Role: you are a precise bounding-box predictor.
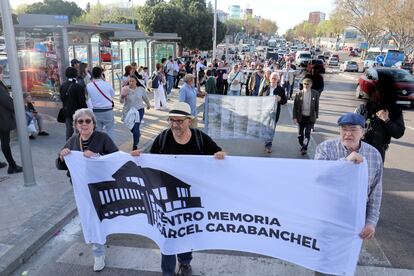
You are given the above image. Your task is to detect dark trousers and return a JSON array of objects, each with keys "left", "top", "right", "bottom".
[
  {"left": 223, "top": 81, "right": 229, "bottom": 95},
  {"left": 298, "top": 115, "right": 313, "bottom": 150},
  {"left": 65, "top": 117, "right": 74, "bottom": 141},
  {"left": 131, "top": 108, "right": 145, "bottom": 148},
  {"left": 161, "top": 252, "right": 192, "bottom": 276},
  {"left": 0, "top": 130, "right": 16, "bottom": 167}
]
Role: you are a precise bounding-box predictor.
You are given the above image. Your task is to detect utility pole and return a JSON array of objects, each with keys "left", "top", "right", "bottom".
[
  {"left": 212, "top": 0, "right": 217, "bottom": 61},
  {"left": 0, "top": 0, "right": 36, "bottom": 186}
]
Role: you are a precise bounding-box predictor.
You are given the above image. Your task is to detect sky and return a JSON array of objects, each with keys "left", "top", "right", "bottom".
[{"left": 11, "top": 0, "right": 335, "bottom": 34}]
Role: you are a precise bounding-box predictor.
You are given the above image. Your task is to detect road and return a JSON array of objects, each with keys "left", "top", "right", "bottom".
[{"left": 10, "top": 64, "right": 414, "bottom": 275}]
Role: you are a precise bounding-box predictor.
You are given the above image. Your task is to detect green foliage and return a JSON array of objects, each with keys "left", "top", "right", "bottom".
[
  {"left": 74, "top": 4, "right": 139, "bottom": 29},
  {"left": 22, "top": 0, "right": 84, "bottom": 22},
  {"left": 225, "top": 18, "right": 278, "bottom": 36},
  {"left": 138, "top": 0, "right": 225, "bottom": 50}
]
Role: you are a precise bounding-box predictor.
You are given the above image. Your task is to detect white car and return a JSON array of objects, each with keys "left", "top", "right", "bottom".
[
  {"left": 328, "top": 57, "right": 339, "bottom": 66},
  {"left": 340, "top": 60, "right": 359, "bottom": 72}
]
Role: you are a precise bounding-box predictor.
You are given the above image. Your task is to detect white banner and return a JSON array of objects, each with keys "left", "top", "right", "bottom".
[
  {"left": 65, "top": 151, "right": 368, "bottom": 275},
  {"left": 204, "top": 95, "right": 278, "bottom": 140}
]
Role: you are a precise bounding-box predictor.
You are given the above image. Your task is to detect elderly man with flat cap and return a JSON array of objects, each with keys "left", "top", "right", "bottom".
[
  {"left": 314, "top": 112, "right": 383, "bottom": 243},
  {"left": 314, "top": 113, "right": 384, "bottom": 276},
  {"left": 133, "top": 102, "right": 225, "bottom": 276}
]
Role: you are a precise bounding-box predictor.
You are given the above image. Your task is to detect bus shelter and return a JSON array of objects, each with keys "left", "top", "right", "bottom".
[{"left": 13, "top": 14, "right": 181, "bottom": 98}]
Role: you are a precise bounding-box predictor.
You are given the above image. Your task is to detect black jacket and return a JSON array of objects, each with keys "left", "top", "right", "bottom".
[
  {"left": 292, "top": 89, "right": 320, "bottom": 124},
  {"left": 60, "top": 80, "right": 87, "bottom": 119},
  {"left": 56, "top": 131, "right": 118, "bottom": 171},
  {"left": 261, "top": 85, "right": 287, "bottom": 123},
  {"left": 356, "top": 102, "right": 405, "bottom": 159},
  {"left": 0, "top": 85, "right": 16, "bottom": 132}
]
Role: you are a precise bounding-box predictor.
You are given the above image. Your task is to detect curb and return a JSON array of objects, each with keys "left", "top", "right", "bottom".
[
  {"left": 0, "top": 146, "right": 156, "bottom": 276},
  {"left": 0, "top": 190, "right": 77, "bottom": 276}
]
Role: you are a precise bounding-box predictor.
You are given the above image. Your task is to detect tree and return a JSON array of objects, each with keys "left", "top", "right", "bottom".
[
  {"left": 257, "top": 19, "right": 278, "bottom": 36},
  {"left": 378, "top": 0, "right": 414, "bottom": 55},
  {"left": 333, "top": 0, "right": 384, "bottom": 47},
  {"left": 74, "top": 4, "right": 140, "bottom": 29},
  {"left": 138, "top": 0, "right": 225, "bottom": 50},
  {"left": 22, "top": 0, "right": 84, "bottom": 22},
  {"left": 225, "top": 19, "right": 243, "bottom": 35}
]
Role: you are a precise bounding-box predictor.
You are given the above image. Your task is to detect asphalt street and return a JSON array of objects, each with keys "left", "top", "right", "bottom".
[{"left": 8, "top": 62, "right": 414, "bottom": 275}]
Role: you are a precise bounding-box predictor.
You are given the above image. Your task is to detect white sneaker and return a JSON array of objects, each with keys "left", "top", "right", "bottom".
[{"left": 93, "top": 255, "right": 105, "bottom": 272}]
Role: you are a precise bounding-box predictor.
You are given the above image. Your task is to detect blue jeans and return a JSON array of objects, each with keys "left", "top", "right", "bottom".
[
  {"left": 131, "top": 108, "right": 144, "bottom": 147},
  {"left": 94, "top": 109, "right": 115, "bottom": 141},
  {"left": 167, "top": 75, "right": 174, "bottom": 95},
  {"left": 92, "top": 243, "right": 105, "bottom": 257},
  {"left": 228, "top": 89, "right": 240, "bottom": 96},
  {"left": 161, "top": 252, "right": 192, "bottom": 276}
]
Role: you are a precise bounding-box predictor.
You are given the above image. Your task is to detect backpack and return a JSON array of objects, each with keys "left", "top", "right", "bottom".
[
  {"left": 158, "top": 128, "right": 204, "bottom": 154},
  {"left": 151, "top": 73, "right": 160, "bottom": 89}
]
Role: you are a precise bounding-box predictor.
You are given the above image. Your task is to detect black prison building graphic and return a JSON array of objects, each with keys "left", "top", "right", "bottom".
[{"left": 88, "top": 161, "right": 202, "bottom": 225}]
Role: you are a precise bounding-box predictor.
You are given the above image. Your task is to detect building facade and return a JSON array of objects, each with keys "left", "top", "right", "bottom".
[{"left": 308, "top": 11, "right": 326, "bottom": 24}]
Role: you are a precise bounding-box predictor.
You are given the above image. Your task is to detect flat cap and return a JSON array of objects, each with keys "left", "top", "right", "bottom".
[{"left": 337, "top": 112, "right": 365, "bottom": 128}]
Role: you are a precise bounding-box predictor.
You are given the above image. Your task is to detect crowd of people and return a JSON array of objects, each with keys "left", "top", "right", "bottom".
[{"left": 0, "top": 48, "right": 406, "bottom": 276}]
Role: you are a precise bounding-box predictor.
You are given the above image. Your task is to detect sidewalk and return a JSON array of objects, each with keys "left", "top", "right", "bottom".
[{"left": 0, "top": 91, "right": 411, "bottom": 275}]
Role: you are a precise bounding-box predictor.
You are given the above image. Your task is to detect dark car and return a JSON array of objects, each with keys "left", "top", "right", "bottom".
[
  {"left": 356, "top": 68, "right": 414, "bottom": 106},
  {"left": 306, "top": 59, "right": 326, "bottom": 73},
  {"left": 349, "top": 50, "right": 359, "bottom": 57},
  {"left": 399, "top": 62, "right": 413, "bottom": 74}
]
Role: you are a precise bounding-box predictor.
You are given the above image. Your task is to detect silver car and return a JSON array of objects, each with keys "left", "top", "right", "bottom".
[
  {"left": 340, "top": 60, "right": 359, "bottom": 72},
  {"left": 328, "top": 57, "right": 339, "bottom": 66}
]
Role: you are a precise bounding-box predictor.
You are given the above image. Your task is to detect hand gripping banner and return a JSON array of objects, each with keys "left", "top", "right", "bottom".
[{"left": 65, "top": 151, "right": 368, "bottom": 275}]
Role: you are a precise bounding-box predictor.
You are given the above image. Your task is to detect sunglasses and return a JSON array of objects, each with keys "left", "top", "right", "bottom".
[
  {"left": 168, "top": 118, "right": 188, "bottom": 125},
  {"left": 77, "top": 118, "right": 92, "bottom": 125}
]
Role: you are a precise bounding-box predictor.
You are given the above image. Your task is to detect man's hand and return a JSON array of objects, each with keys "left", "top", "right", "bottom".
[
  {"left": 359, "top": 223, "right": 375, "bottom": 240},
  {"left": 376, "top": 109, "right": 389, "bottom": 122},
  {"left": 214, "top": 151, "right": 226, "bottom": 160},
  {"left": 59, "top": 148, "right": 71, "bottom": 161},
  {"left": 276, "top": 95, "right": 281, "bottom": 102},
  {"left": 232, "top": 80, "right": 239, "bottom": 85},
  {"left": 346, "top": 152, "right": 364, "bottom": 164},
  {"left": 131, "top": 150, "right": 141, "bottom": 156},
  {"left": 293, "top": 118, "right": 298, "bottom": 124}
]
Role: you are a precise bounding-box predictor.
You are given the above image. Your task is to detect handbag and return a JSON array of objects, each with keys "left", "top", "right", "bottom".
[{"left": 57, "top": 108, "right": 65, "bottom": 123}]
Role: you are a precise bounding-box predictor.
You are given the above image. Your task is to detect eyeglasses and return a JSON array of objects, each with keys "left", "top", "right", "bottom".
[
  {"left": 77, "top": 118, "right": 92, "bottom": 125},
  {"left": 340, "top": 126, "right": 362, "bottom": 132},
  {"left": 168, "top": 118, "right": 188, "bottom": 125}
]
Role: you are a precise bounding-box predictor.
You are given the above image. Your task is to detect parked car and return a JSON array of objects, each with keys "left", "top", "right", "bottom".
[
  {"left": 340, "top": 60, "right": 359, "bottom": 72},
  {"left": 393, "top": 61, "right": 413, "bottom": 74},
  {"left": 327, "top": 57, "right": 339, "bottom": 66},
  {"left": 317, "top": 55, "right": 325, "bottom": 63},
  {"left": 356, "top": 68, "right": 414, "bottom": 106},
  {"left": 323, "top": 51, "right": 331, "bottom": 59},
  {"left": 330, "top": 54, "right": 340, "bottom": 62},
  {"left": 349, "top": 50, "right": 358, "bottom": 57},
  {"left": 307, "top": 59, "right": 326, "bottom": 73}
]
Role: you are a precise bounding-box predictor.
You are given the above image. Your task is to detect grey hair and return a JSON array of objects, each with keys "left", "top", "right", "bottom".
[
  {"left": 183, "top": 74, "right": 195, "bottom": 83},
  {"left": 72, "top": 108, "right": 96, "bottom": 129}
]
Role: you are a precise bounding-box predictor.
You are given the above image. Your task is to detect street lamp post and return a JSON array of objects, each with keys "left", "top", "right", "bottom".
[
  {"left": 212, "top": 0, "right": 217, "bottom": 61},
  {"left": 0, "top": 0, "right": 36, "bottom": 186}
]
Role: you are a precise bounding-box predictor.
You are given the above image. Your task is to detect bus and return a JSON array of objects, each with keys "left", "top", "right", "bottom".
[{"left": 363, "top": 47, "right": 386, "bottom": 71}]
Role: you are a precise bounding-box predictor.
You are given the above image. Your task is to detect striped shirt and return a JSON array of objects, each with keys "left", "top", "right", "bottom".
[{"left": 314, "top": 138, "right": 383, "bottom": 226}]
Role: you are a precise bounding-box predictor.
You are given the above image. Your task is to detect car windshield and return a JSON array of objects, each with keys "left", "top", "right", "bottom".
[
  {"left": 379, "top": 70, "right": 414, "bottom": 82},
  {"left": 300, "top": 54, "right": 311, "bottom": 59},
  {"left": 314, "top": 60, "right": 323, "bottom": 64},
  {"left": 348, "top": 61, "right": 357, "bottom": 65}
]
